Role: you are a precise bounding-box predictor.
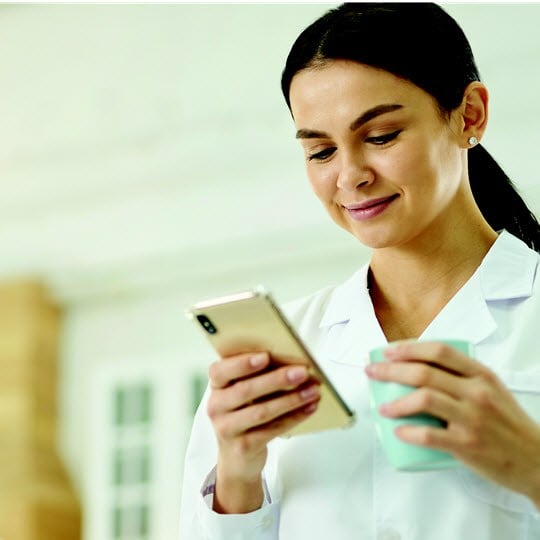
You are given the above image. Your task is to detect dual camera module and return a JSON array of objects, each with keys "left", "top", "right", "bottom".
[{"left": 196, "top": 314, "right": 218, "bottom": 335}]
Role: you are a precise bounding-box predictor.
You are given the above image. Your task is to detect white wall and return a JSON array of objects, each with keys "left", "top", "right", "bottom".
[
  {"left": 0, "top": 4, "right": 538, "bottom": 539},
  {"left": 0, "top": 4, "right": 537, "bottom": 283}
]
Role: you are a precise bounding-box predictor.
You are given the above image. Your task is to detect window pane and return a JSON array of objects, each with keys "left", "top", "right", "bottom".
[
  {"left": 140, "top": 504, "right": 149, "bottom": 535},
  {"left": 113, "top": 506, "right": 122, "bottom": 539},
  {"left": 113, "top": 449, "right": 123, "bottom": 485},
  {"left": 114, "top": 388, "right": 126, "bottom": 426},
  {"left": 112, "top": 446, "right": 151, "bottom": 486},
  {"left": 191, "top": 372, "right": 207, "bottom": 416},
  {"left": 140, "top": 384, "right": 152, "bottom": 424},
  {"left": 113, "top": 383, "right": 153, "bottom": 426},
  {"left": 111, "top": 504, "right": 151, "bottom": 536}
]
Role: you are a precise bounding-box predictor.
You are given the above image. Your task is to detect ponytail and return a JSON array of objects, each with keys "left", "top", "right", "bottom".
[{"left": 469, "top": 144, "right": 540, "bottom": 252}]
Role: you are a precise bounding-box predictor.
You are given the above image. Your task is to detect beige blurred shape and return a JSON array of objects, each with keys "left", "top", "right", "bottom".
[{"left": 0, "top": 281, "right": 81, "bottom": 540}]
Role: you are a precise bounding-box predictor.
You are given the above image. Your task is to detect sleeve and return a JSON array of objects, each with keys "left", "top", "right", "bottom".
[{"left": 178, "top": 386, "right": 280, "bottom": 540}]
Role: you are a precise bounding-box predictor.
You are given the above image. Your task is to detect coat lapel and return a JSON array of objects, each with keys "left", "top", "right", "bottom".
[
  {"left": 319, "top": 264, "right": 387, "bottom": 367},
  {"left": 420, "top": 269, "right": 497, "bottom": 345},
  {"left": 422, "top": 231, "right": 539, "bottom": 346}
]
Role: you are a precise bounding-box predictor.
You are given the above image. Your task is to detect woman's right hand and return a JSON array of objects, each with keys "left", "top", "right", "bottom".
[{"left": 207, "top": 351, "right": 321, "bottom": 513}]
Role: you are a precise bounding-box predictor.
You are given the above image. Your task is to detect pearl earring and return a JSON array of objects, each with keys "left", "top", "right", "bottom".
[{"left": 468, "top": 136, "right": 478, "bottom": 147}]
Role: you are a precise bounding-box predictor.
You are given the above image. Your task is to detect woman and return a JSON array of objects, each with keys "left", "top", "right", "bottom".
[{"left": 180, "top": 4, "right": 540, "bottom": 539}]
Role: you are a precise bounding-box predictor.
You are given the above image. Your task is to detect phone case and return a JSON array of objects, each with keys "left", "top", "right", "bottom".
[{"left": 186, "top": 287, "right": 355, "bottom": 436}]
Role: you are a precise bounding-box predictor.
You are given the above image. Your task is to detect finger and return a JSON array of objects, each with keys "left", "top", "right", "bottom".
[
  {"left": 243, "top": 402, "right": 319, "bottom": 448},
  {"left": 379, "top": 387, "right": 466, "bottom": 424},
  {"left": 215, "top": 385, "right": 321, "bottom": 437},
  {"left": 213, "top": 364, "right": 313, "bottom": 413},
  {"left": 394, "top": 421, "right": 481, "bottom": 456},
  {"left": 365, "top": 361, "right": 465, "bottom": 400},
  {"left": 208, "top": 352, "right": 270, "bottom": 389},
  {"left": 393, "top": 424, "right": 453, "bottom": 452},
  {"left": 383, "top": 341, "right": 484, "bottom": 377}
]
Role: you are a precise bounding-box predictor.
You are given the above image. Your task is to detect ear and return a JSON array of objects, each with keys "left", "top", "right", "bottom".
[{"left": 458, "top": 82, "right": 489, "bottom": 148}]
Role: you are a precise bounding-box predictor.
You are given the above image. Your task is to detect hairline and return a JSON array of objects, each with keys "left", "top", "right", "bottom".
[{"left": 288, "top": 57, "right": 456, "bottom": 122}]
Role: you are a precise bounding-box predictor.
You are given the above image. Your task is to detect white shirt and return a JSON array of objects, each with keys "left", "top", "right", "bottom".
[{"left": 179, "top": 231, "right": 540, "bottom": 540}]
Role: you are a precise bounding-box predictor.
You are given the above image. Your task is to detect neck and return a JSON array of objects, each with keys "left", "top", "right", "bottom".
[{"left": 368, "top": 203, "right": 498, "bottom": 340}]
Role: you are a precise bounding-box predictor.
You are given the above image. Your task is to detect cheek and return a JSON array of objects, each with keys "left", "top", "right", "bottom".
[
  {"left": 399, "top": 138, "right": 429, "bottom": 172},
  {"left": 418, "top": 135, "right": 463, "bottom": 195},
  {"left": 384, "top": 137, "right": 443, "bottom": 191}
]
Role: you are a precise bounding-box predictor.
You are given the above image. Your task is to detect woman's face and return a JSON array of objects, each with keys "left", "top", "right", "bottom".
[{"left": 289, "top": 60, "right": 467, "bottom": 250}]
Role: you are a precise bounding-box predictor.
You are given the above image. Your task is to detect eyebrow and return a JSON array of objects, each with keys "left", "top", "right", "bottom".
[{"left": 295, "top": 103, "right": 404, "bottom": 139}]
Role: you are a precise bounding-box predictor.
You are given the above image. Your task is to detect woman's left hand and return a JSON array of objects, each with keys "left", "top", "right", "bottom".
[{"left": 365, "top": 341, "right": 540, "bottom": 508}]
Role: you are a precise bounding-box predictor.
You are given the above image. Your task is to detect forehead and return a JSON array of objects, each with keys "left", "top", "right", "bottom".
[{"left": 289, "top": 59, "right": 436, "bottom": 125}]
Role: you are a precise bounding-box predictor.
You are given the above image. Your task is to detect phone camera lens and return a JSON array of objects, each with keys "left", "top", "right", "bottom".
[{"left": 196, "top": 315, "right": 217, "bottom": 334}]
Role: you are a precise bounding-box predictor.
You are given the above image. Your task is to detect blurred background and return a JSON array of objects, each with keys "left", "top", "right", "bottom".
[{"left": 0, "top": 3, "right": 538, "bottom": 540}]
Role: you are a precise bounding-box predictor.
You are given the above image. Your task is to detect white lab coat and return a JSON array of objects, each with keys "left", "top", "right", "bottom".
[{"left": 179, "top": 231, "right": 540, "bottom": 540}]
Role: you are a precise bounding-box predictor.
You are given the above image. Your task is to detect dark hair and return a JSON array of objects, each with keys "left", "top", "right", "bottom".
[{"left": 281, "top": 3, "right": 540, "bottom": 252}]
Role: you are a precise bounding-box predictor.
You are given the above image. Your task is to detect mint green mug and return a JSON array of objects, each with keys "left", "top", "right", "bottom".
[{"left": 368, "top": 339, "right": 474, "bottom": 471}]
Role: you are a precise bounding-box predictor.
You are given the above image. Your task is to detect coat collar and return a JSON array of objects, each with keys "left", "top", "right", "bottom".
[
  {"left": 479, "top": 230, "right": 538, "bottom": 300},
  {"left": 319, "top": 264, "right": 370, "bottom": 328},
  {"left": 319, "top": 231, "right": 539, "bottom": 357}
]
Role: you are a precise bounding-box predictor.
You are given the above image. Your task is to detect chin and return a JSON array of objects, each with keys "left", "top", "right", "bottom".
[
  {"left": 331, "top": 213, "right": 410, "bottom": 250},
  {"left": 346, "top": 226, "right": 405, "bottom": 250}
]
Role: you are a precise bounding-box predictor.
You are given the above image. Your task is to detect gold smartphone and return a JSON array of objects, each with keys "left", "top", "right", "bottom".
[{"left": 186, "top": 287, "right": 355, "bottom": 437}]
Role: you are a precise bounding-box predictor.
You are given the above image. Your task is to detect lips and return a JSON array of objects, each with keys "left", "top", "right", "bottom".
[
  {"left": 344, "top": 194, "right": 399, "bottom": 210},
  {"left": 343, "top": 194, "right": 399, "bottom": 221}
]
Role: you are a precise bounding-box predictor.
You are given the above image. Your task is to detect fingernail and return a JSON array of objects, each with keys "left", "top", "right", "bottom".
[
  {"left": 249, "top": 353, "right": 267, "bottom": 367},
  {"left": 365, "top": 364, "right": 378, "bottom": 376},
  {"left": 384, "top": 347, "right": 400, "bottom": 358},
  {"left": 303, "top": 402, "right": 318, "bottom": 415},
  {"left": 379, "top": 403, "right": 391, "bottom": 415},
  {"left": 300, "top": 385, "right": 319, "bottom": 400},
  {"left": 287, "top": 366, "right": 307, "bottom": 382}
]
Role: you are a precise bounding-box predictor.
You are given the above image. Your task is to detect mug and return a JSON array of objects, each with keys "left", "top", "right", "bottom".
[{"left": 368, "top": 339, "right": 475, "bottom": 471}]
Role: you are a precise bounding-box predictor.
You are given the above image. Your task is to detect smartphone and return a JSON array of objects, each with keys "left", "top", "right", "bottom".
[{"left": 186, "top": 286, "right": 355, "bottom": 437}]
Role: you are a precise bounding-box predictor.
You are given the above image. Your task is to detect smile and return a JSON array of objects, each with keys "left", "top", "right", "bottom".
[{"left": 343, "top": 194, "right": 399, "bottom": 221}]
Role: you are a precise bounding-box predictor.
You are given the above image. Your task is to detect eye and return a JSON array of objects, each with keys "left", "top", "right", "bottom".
[
  {"left": 307, "top": 147, "right": 336, "bottom": 162},
  {"left": 366, "top": 130, "right": 401, "bottom": 146}
]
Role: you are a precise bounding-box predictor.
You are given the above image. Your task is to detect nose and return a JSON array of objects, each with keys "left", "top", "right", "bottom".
[{"left": 336, "top": 150, "right": 375, "bottom": 192}]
